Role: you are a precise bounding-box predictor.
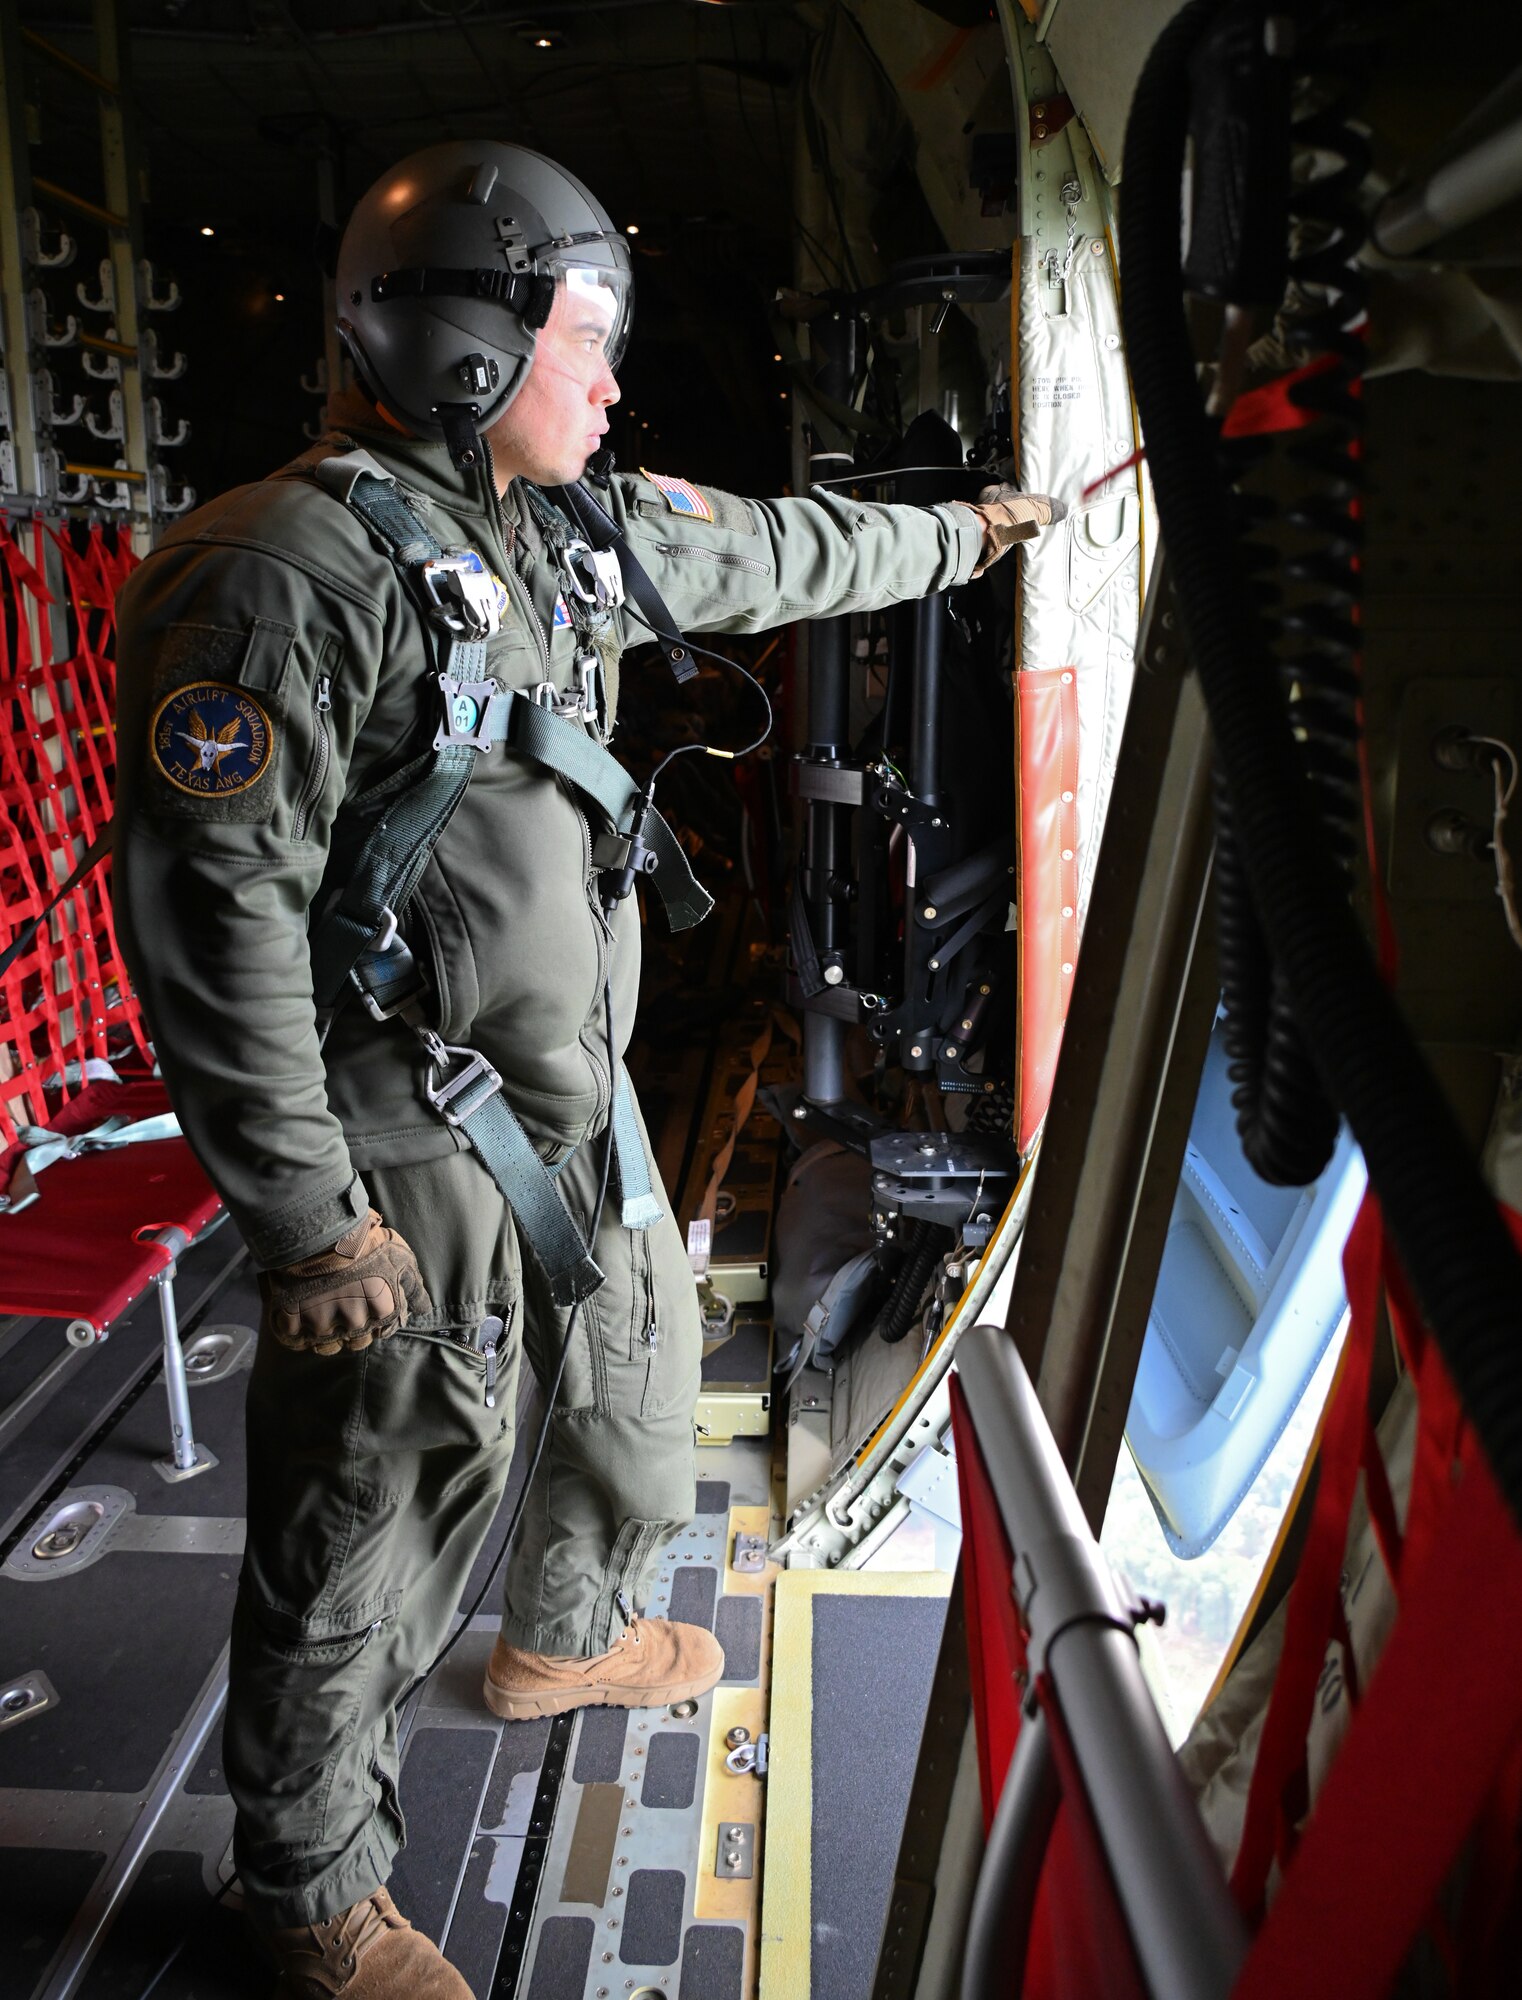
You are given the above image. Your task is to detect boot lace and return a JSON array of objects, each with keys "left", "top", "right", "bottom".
[{"left": 285, "top": 1893, "right": 403, "bottom": 1992}]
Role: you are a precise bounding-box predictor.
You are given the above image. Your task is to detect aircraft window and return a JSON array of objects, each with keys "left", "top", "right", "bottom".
[{"left": 1101, "top": 1320, "right": 1347, "bottom": 1745}]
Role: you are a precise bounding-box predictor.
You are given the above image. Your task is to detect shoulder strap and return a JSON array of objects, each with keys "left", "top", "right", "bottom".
[
  {"left": 303, "top": 455, "right": 712, "bottom": 1015},
  {"left": 310, "top": 448, "right": 444, "bottom": 565},
  {"left": 553, "top": 478, "right": 700, "bottom": 686}
]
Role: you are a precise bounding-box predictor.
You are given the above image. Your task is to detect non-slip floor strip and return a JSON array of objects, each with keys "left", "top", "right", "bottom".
[
  {"left": 571, "top": 1707, "right": 627, "bottom": 1786},
  {"left": 810, "top": 1591, "right": 950, "bottom": 2000},
  {"left": 679, "top": 1922, "right": 747, "bottom": 2000},
  {"left": 524, "top": 1913, "right": 594, "bottom": 2000},
  {"left": 759, "top": 1570, "right": 952, "bottom": 2000},
  {"left": 620, "top": 1866, "right": 685, "bottom": 1965}
]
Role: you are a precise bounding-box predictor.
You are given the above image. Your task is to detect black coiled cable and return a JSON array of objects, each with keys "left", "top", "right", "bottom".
[
  {"left": 1214, "top": 38, "right": 1370, "bottom": 1186},
  {"left": 878, "top": 1219, "right": 953, "bottom": 1345},
  {"left": 1121, "top": 0, "right": 1522, "bottom": 1531}
]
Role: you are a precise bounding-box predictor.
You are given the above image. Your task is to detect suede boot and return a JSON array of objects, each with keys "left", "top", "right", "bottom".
[
  {"left": 483, "top": 1617, "right": 724, "bottom": 1719},
  {"left": 267, "top": 1887, "right": 471, "bottom": 1998}
]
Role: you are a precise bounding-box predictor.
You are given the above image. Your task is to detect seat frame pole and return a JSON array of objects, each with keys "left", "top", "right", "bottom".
[{"left": 152, "top": 1253, "right": 217, "bottom": 1483}]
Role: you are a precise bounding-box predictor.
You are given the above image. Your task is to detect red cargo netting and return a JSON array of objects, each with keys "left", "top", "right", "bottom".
[{"left": 0, "top": 516, "right": 151, "bottom": 1158}]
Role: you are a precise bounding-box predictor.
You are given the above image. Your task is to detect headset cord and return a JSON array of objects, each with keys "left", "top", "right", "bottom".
[{"left": 619, "top": 605, "right": 774, "bottom": 781}]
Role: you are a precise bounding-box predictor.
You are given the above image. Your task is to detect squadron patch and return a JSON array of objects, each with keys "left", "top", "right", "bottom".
[
  {"left": 552, "top": 592, "right": 572, "bottom": 629},
  {"left": 640, "top": 469, "right": 715, "bottom": 523},
  {"left": 151, "top": 681, "right": 274, "bottom": 799}
]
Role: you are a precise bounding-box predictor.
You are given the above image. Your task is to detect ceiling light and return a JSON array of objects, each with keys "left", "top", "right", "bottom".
[
  {"left": 200, "top": 225, "right": 214, "bottom": 237},
  {"left": 274, "top": 292, "right": 285, "bottom": 302},
  {"left": 773, "top": 351, "right": 782, "bottom": 361},
  {"left": 626, "top": 223, "right": 640, "bottom": 236},
  {"left": 520, "top": 26, "right": 565, "bottom": 50}
]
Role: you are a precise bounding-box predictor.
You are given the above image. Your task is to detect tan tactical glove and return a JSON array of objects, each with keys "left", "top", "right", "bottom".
[
  {"left": 954, "top": 485, "right": 1065, "bottom": 577},
  {"left": 258, "top": 1209, "right": 432, "bottom": 1356}
]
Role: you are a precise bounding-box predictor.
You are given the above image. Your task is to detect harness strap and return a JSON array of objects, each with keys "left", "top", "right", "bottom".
[
  {"left": 420, "top": 1031, "right": 604, "bottom": 1306},
  {"left": 611, "top": 1075, "right": 662, "bottom": 1229},
  {"left": 308, "top": 743, "right": 476, "bottom": 1012},
  {"left": 304, "top": 446, "right": 692, "bottom": 1299},
  {"left": 554, "top": 478, "right": 700, "bottom": 685},
  {"left": 307, "top": 455, "right": 711, "bottom": 1010},
  {"left": 313, "top": 449, "right": 443, "bottom": 563},
  {"left": 417, "top": 1035, "right": 658, "bottom": 1301},
  {"left": 498, "top": 694, "right": 713, "bottom": 931}
]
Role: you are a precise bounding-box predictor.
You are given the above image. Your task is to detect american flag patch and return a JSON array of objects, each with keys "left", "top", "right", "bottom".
[
  {"left": 552, "top": 593, "right": 572, "bottom": 629},
  {"left": 641, "top": 469, "right": 715, "bottom": 523}
]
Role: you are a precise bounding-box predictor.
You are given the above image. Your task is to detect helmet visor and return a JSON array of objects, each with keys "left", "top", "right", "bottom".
[{"left": 549, "top": 257, "right": 634, "bottom": 373}]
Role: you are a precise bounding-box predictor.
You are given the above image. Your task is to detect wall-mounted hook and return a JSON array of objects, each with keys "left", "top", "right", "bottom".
[
  {"left": 137, "top": 258, "right": 181, "bottom": 312},
  {"left": 152, "top": 467, "right": 197, "bottom": 515},
  {"left": 84, "top": 389, "right": 125, "bottom": 442},
  {"left": 21, "top": 208, "right": 77, "bottom": 270},
  {"left": 147, "top": 397, "right": 189, "bottom": 448},
  {"left": 93, "top": 466, "right": 134, "bottom": 511},
  {"left": 42, "top": 447, "right": 93, "bottom": 507},
  {"left": 27, "top": 289, "right": 80, "bottom": 349},
  {"left": 301, "top": 417, "right": 323, "bottom": 442},
  {"left": 142, "top": 328, "right": 187, "bottom": 381},
  {"left": 76, "top": 259, "right": 116, "bottom": 314},
  {"left": 81, "top": 331, "right": 123, "bottom": 382},
  {"left": 300, "top": 355, "right": 329, "bottom": 396},
  {"left": 37, "top": 370, "right": 87, "bottom": 429}
]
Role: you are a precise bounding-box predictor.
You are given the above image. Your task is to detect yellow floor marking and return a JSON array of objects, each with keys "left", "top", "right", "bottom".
[
  {"left": 700, "top": 1686, "right": 768, "bottom": 1993},
  {"left": 758, "top": 1569, "right": 953, "bottom": 2000},
  {"left": 693, "top": 1506, "right": 781, "bottom": 1994}
]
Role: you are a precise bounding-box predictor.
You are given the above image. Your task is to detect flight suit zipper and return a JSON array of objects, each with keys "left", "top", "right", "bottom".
[
  {"left": 650, "top": 540, "right": 769, "bottom": 577},
  {"left": 637, "top": 1231, "right": 661, "bottom": 1412},
  {"left": 291, "top": 673, "right": 332, "bottom": 842},
  {"left": 480, "top": 436, "right": 551, "bottom": 679},
  {"left": 473, "top": 1312, "right": 506, "bottom": 1409},
  {"left": 576, "top": 794, "right": 613, "bottom": 1123}
]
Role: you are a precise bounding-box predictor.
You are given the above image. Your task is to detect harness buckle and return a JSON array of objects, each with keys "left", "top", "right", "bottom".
[
  {"left": 351, "top": 921, "right": 428, "bottom": 1024},
  {"left": 420, "top": 1032, "right": 504, "bottom": 1127},
  {"left": 563, "top": 539, "right": 625, "bottom": 611},
  {"left": 530, "top": 679, "right": 580, "bottom": 718},
  {"left": 530, "top": 653, "right": 608, "bottom": 741},
  {"left": 574, "top": 650, "right": 607, "bottom": 742},
  {"left": 421, "top": 548, "right": 508, "bottom": 637},
  {"left": 434, "top": 673, "right": 502, "bottom": 752}
]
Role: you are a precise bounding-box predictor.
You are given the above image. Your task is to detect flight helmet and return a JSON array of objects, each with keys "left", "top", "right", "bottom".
[{"left": 336, "top": 140, "right": 632, "bottom": 467}]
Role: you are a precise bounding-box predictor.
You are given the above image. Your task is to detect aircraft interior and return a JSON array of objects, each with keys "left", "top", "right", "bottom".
[{"left": 2, "top": 2, "right": 1521, "bottom": 1996}]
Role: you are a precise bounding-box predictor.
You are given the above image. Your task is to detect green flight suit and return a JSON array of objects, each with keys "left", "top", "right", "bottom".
[{"left": 112, "top": 388, "right": 982, "bottom": 1925}]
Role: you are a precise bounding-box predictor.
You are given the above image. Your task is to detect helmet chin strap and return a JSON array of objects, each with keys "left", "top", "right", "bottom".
[{"left": 436, "top": 403, "right": 484, "bottom": 471}]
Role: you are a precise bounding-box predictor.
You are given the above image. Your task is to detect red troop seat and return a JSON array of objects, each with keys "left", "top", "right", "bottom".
[{"left": 1, "top": 518, "right": 231, "bottom": 1479}]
